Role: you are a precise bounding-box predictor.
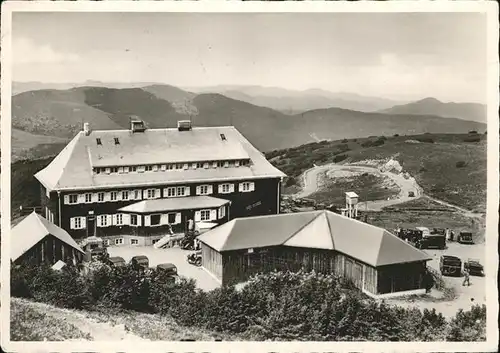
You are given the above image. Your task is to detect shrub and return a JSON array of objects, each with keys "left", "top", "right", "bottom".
[
  {"left": 446, "top": 305, "right": 486, "bottom": 341},
  {"left": 463, "top": 137, "right": 481, "bottom": 143},
  {"left": 333, "top": 154, "right": 348, "bottom": 163},
  {"left": 417, "top": 137, "right": 434, "bottom": 143},
  {"left": 285, "top": 177, "right": 297, "bottom": 187},
  {"left": 456, "top": 161, "right": 467, "bottom": 168}
]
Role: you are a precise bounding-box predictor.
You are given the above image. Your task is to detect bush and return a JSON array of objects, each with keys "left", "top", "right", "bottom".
[
  {"left": 463, "top": 137, "right": 481, "bottom": 143},
  {"left": 417, "top": 137, "right": 434, "bottom": 143},
  {"left": 11, "top": 263, "right": 488, "bottom": 342},
  {"left": 285, "top": 177, "right": 297, "bottom": 187},
  {"left": 456, "top": 161, "right": 467, "bottom": 168},
  {"left": 333, "top": 154, "right": 348, "bottom": 163}
]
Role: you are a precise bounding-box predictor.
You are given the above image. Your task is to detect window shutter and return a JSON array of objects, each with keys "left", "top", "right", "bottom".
[
  {"left": 137, "top": 215, "right": 142, "bottom": 227},
  {"left": 117, "top": 192, "right": 123, "bottom": 201},
  {"left": 229, "top": 184, "right": 235, "bottom": 193},
  {"left": 104, "top": 192, "right": 111, "bottom": 202},
  {"left": 143, "top": 190, "right": 147, "bottom": 199},
  {"left": 112, "top": 214, "right": 117, "bottom": 226},
  {"left": 124, "top": 167, "right": 129, "bottom": 173},
  {"left": 144, "top": 215, "right": 151, "bottom": 227},
  {"left": 238, "top": 183, "right": 244, "bottom": 192},
  {"left": 183, "top": 164, "right": 189, "bottom": 170},
  {"left": 96, "top": 216, "right": 102, "bottom": 227},
  {"left": 77, "top": 194, "right": 84, "bottom": 203},
  {"left": 208, "top": 185, "right": 213, "bottom": 195},
  {"left": 250, "top": 182, "right": 255, "bottom": 192},
  {"left": 218, "top": 207, "right": 222, "bottom": 219},
  {"left": 123, "top": 214, "right": 130, "bottom": 225},
  {"left": 160, "top": 214, "right": 168, "bottom": 225},
  {"left": 91, "top": 193, "right": 98, "bottom": 202},
  {"left": 81, "top": 217, "right": 87, "bottom": 229},
  {"left": 210, "top": 210, "right": 217, "bottom": 221},
  {"left": 192, "top": 163, "right": 197, "bottom": 170},
  {"left": 218, "top": 185, "right": 223, "bottom": 193},
  {"left": 235, "top": 161, "right": 240, "bottom": 167},
  {"left": 153, "top": 165, "right": 158, "bottom": 172},
  {"left": 194, "top": 211, "right": 201, "bottom": 222},
  {"left": 64, "top": 195, "right": 69, "bottom": 204},
  {"left": 70, "top": 217, "right": 75, "bottom": 229},
  {"left": 196, "top": 186, "right": 201, "bottom": 195},
  {"left": 118, "top": 167, "right": 123, "bottom": 174},
  {"left": 185, "top": 187, "right": 190, "bottom": 196},
  {"left": 175, "top": 212, "right": 181, "bottom": 224},
  {"left": 106, "top": 168, "right": 111, "bottom": 174},
  {"left": 107, "top": 215, "right": 113, "bottom": 227},
  {"left": 155, "top": 189, "right": 161, "bottom": 199},
  {"left": 212, "top": 162, "right": 217, "bottom": 168}
]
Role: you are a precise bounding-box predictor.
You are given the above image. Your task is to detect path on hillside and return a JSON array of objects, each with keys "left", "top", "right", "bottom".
[
  {"left": 295, "top": 162, "right": 483, "bottom": 218},
  {"left": 13, "top": 298, "right": 148, "bottom": 341}
]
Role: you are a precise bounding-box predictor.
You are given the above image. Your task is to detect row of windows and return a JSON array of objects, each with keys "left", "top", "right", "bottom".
[
  {"left": 64, "top": 182, "right": 255, "bottom": 205},
  {"left": 69, "top": 206, "right": 226, "bottom": 230},
  {"left": 93, "top": 159, "right": 251, "bottom": 175}
]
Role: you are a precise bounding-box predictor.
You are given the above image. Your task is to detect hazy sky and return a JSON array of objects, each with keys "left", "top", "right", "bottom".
[{"left": 12, "top": 12, "right": 488, "bottom": 102}]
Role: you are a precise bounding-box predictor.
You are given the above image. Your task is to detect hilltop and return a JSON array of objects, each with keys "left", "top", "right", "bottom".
[
  {"left": 380, "top": 97, "right": 487, "bottom": 124},
  {"left": 12, "top": 86, "right": 486, "bottom": 153},
  {"left": 267, "top": 132, "right": 487, "bottom": 213}
]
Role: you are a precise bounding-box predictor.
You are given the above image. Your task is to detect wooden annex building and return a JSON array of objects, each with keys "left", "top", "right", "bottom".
[
  {"left": 11, "top": 211, "right": 85, "bottom": 266},
  {"left": 197, "top": 210, "right": 432, "bottom": 298}
]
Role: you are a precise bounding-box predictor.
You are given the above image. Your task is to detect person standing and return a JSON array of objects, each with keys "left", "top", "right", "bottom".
[{"left": 462, "top": 268, "right": 471, "bottom": 286}]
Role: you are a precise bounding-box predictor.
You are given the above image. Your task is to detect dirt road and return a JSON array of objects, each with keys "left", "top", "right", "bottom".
[
  {"left": 12, "top": 298, "right": 148, "bottom": 341},
  {"left": 296, "top": 163, "right": 422, "bottom": 211}
]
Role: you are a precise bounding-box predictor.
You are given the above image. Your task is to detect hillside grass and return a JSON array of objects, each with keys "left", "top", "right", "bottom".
[
  {"left": 268, "top": 133, "right": 487, "bottom": 212},
  {"left": 310, "top": 171, "right": 400, "bottom": 205},
  {"left": 11, "top": 298, "right": 92, "bottom": 341}
]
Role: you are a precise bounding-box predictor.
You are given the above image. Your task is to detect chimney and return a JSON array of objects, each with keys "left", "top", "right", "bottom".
[
  {"left": 177, "top": 120, "right": 192, "bottom": 132},
  {"left": 130, "top": 118, "right": 146, "bottom": 133},
  {"left": 83, "top": 122, "right": 91, "bottom": 136}
]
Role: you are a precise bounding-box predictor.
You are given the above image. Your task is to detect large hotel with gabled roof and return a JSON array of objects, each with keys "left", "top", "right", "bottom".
[{"left": 35, "top": 119, "right": 286, "bottom": 246}]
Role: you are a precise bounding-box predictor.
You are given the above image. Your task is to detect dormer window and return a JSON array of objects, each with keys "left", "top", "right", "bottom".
[
  {"left": 220, "top": 134, "right": 226, "bottom": 141},
  {"left": 96, "top": 138, "right": 102, "bottom": 145},
  {"left": 114, "top": 137, "right": 120, "bottom": 145}
]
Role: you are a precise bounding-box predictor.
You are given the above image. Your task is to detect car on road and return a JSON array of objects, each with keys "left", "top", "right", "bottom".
[
  {"left": 464, "top": 258, "right": 484, "bottom": 276},
  {"left": 439, "top": 255, "right": 462, "bottom": 276},
  {"left": 458, "top": 232, "right": 474, "bottom": 244}
]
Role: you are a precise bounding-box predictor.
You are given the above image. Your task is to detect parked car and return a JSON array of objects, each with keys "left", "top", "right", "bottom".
[
  {"left": 408, "top": 191, "right": 415, "bottom": 197},
  {"left": 130, "top": 255, "right": 149, "bottom": 269},
  {"left": 416, "top": 227, "right": 431, "bottom": 237},
  {"left": 417, "top": 234, "right": 446, "bottom": 250},
  {"left": 439, "top": 255, "right": 462, "bottom": 276},
  {"left": 157, "top": 263, "right": 178, "bottom": 276},
  {"left": 464, "top": 258, "right": 484, "bottom": 276},
  {"left": 108, "top": 256, "right": 126, "bottom": 267},
  {"left": 458, "top": 232, "right": 474, "bottom": 244}
]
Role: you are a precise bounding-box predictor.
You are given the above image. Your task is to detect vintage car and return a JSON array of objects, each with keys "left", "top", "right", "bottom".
[
  {"left": 107, "top": 256, "right": 126, "bottom": 268},
  {"left": 458, "top": 232, "right": 474, "bottom": 244},
  {"left": 130, "top": 255, "right": 149, "bottom": 269},
  {"left": 439, "top": 255, "right": 462, "bottom": 276},
  {"left": 464, "top": 258, "right": 484, "bottom": 276}
]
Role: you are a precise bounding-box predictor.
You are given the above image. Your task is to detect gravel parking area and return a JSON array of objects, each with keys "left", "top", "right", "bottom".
[
  {"left": 107, "top": 245, "right": 221, "bottom": 292},
  {"left": 386, "top": 241, "right": 486, "bottom": 318}
]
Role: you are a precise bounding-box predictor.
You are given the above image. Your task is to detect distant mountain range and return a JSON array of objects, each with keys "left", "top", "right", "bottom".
[
  {"left": 184, "top": 85, "right": 407, "bottom": 113},
  {"left": 12, "top": 84, "right": 486, "bottom": 155},
  {"left": 380, "top": 97, "right": 487, "bottom": 124}
]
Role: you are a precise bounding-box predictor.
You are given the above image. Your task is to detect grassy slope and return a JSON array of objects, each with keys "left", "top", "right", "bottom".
[
  {"left": 11, "top": 298, "right": 92, "bottom": 341},
  {"left": 269, "top": 133, "right": 487, "bottom": 212},
  {"left": 11, "top": 128, "right": 68, "bottom": 162}
]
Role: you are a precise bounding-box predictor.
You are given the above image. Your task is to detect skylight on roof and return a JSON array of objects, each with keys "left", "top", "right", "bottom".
[
  {"left": 96, "top": 138, "right": 102, "bottom": 145},
  {"left": 114, "top": 137, "right": 120, "bottom": 145},
  {"left": 220, "top": 133, "right": 227, "bottom": 141}
]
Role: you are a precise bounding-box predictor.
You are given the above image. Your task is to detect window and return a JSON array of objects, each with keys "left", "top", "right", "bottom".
[
  {"left": 146, "top": 165, "right": 153, "bottom": 171},
  {"left": 219, "top": 183, "right": 232, "bottom": 194},
  {"left": 114, "top": 137, "right": 120, "bottom": 145},
  {"left": 130, "top": 166, "right": 137, "bottom": 172},
  {"left": 217, "top": 161, "right": 224, "bottom": 168},
  {"left": 122, "top": 191, "right": 129, "bottom": 200},
  {"left": 110, "top": 167, "right": 119, "bottom": 173},
  {"left": 192, "top": 163, "right": 197, "bottom": 169},
  {"left": 96, "top": 138, "right": 102, "bottom": 145},
  {"left": 131, "top": 214, "right": 138, "bottom": 226},
  {"left": 115, "top": 238, "right": 124, "bottom": 245},
  {"left": 196, "top": 162, "right": 203, "bottom": 169},
  {"left": 100, "top": 215, "right": 108, "bottom": 227},
  {"left": 197, "top": 185, "right": 211, "bottom": 195},
  {"left": 67, "top": 194, "right": 78, "bottom": 204},
  {"left": 95, "top": 168, "right": 101, "bottom": 174},
  {"left": 168, "top": 213, "right": 176, "bottom": 224},
  {"left": 134, "top": 190, "right": 141, "bottom": 200},
  {"left": 147, "top": 189, "right": 156, "bottom": 199},
  {"left": 235, "top": 160, "right": 240, "bottom": 167},
  {"left": 150, "top": 214, "right": 161, "bottom": 226},
  {"left": 166, "top": 188, "right": 177, "bottom": 197},
  {"left": 220, "top": 133, "right": 226, "bottom": 141},
  {"left": 200, "top": 210, "right": 211, "bottom": 221},
  {"left": 70, "top": 216, "right": 86, "bottom": 230},
  {"left": 98, "top": 192, "right": 105, "bottom": 202},
  {"left": 176, "top": 164, "right": 183, "bottom": 170},
  {"left": 103, "top": 239, "right": 110, "bottom": 246},
  {"left": 84, "top": 193, "right": 92, "bottom": 203},
  {"left": 131, "top": 239, "right": 139, "bottom": 245},
  {"left": 203, "top": 162, "right": 209, "bottom": 169},
  {"left": 167, "top": 164, "right": 174, "bottom": 170},
  {"left": 110, "top": 191, "right": 118, "bottom": 201},
  {"left": 218, "top": 206, "right": 226, "bottom": 219},
  {"left": 116, "top": 214, "right": 123, "bottom": 226},
  {"left": 177, "top": 186, "right": 186, "bottom": 196},
  {"left": 240, "top": 182, "right": 254, "bottom": 192}
]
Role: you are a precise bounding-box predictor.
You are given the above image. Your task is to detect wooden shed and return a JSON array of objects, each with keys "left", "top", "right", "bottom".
[
  {"left": 11, "top": 212, "right": 85, "bottom": 266},
  {"left": 198, "top": 210, "right": 432, "bottom": 298}
]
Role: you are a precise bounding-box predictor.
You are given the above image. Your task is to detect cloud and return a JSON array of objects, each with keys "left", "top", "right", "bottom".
[{"left": 13, "top": 37, "right": 79, "bottom": 65}]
